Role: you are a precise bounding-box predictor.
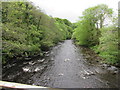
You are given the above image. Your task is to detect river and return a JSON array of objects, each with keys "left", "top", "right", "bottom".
[{"left": 2, "top": 40, "right": 119, "bottom": 88}]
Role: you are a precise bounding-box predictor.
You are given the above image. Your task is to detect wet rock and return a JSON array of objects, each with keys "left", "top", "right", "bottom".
[
  {"left": 107, "top": 66, "right": 118, "bottom": 74},
  {"left": 29, "top": 61, "right": 36, "bottom": 65},
  {"left": 107, "top": 66, "right": 118, "bottom": 71},
  {"left": 34, "top": 67, "right": 40, "bottom": 72},
  {"left": 84, "top": 70, "right": 95, "bottom": 76},
  {"left": 43, "top": 51, "right": 49, "bottom": 55},
  {"left": 33, "top": 66, "right": 45, "bottom": 72},
  {"left": 58, "top": 73, "right": 64, "bottom": 76},
  {"left": 101, "top": 64, "right": 110, "bottom": 69},
  {"left": 22, "top": 67, "right": 30, "bottom": 72},
  {"left": 25, "top": 57, "right": 31, "bottom": 60},
  {"left": 46, "top": 77, "right": 50, "bottom": 80},
  {"left": 82, "top": 76, "right": 86, "bottom": 79},
  {"left": 23, "top": 62, "right": 28, "bottom": 65},
  {"left": 112, "top": 71, "right": 118, "bottom": 75},
  {"left": 45, "top": 51, "right": 49, "bottom": 54},
  {"left": 80, "top": 73, "right": 88, "bottom": 79},
  {"left": 51, "top": 58, "right": 54, "bottom": 61},
  {"left": 38, "top": 59, "right": 45, "bottom": 63},
  {"left": 45, "top": 54, "right": 49, "bottom": 57},
  {"left": 64, "top": 59, "right": 70, "bottom": 62},
  {"left": 78, "top": 70, "right": 95, "bottom": 79}
]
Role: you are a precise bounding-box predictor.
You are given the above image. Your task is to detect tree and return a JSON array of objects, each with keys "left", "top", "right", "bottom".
[
  {"left": 2, "top": 2, "right": 73, "bottom": 64},
  {"left": 73, "top": 4, "right": 113, "bottom": 46},
  {"left": 82, "top": 4, "right": 113, "bottom": 29}
]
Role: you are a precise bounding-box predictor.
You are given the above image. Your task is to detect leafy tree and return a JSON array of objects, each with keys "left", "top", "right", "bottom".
[
  {"left": 2, "top": 2, "right": 73, "bottom": 64},
  {"left": 97, "top": 26, "right": 118, "bottom": 64},
  {"left": 73, "top": 4, "right": 113, "bottom": 46},
  {"left": 73, "top": 4, "right": 118, "bottom": 65}
]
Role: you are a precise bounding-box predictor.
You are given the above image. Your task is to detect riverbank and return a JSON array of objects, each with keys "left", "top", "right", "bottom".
[
  {"left": 2, "top": 40, "right": 120, "bottom": 88},
  {"left": 2, "top": 41, "right": 64, "bottom": 84}
]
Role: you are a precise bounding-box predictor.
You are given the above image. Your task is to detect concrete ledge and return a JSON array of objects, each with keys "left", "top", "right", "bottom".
[{"left": 0, "top": 80, "right": 61, "bottom": 90}]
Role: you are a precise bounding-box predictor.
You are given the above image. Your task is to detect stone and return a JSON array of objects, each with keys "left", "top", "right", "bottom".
[
  {"left": 38, "top": 59, "right": 45, "bottom": 63},
  {"left": 58, "top": 73, "right": 64, "bottom": 76},
  {"left": 64, "top": 59, "right": 70, "bottom": 62},
  {"left": 22, "top": 67, "right": 30, "bottom": 72},
  {"left": 34, "top": 67, "right": 40, "bottom": 72}
]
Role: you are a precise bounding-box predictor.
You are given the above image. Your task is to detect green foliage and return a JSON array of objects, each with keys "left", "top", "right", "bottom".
[
  {"left": 73, "top": 4, "right": 118, "bottom": 65},
  {"left": 2, "top": 2, "right": 73, "bottom": 64},
  {"left": 55, "top": 18, "right": 73, "bottom": 39},
  {"left": 97, "top": 26, "right": 118, "bottom": 64},
  {"left": 72, "top": 21, "right": 90, "bottom": 45},
  {"left": 72, "top": 19, "right": 99, "bottom": 46},
  {"left": 73, "top": 4, "right": 113, "bottom": 46}
]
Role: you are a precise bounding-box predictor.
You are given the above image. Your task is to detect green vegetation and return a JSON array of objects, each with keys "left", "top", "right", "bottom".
[
  {"left": 97, "top": 26, "right": 118, "bottom": 64},
  {"left": 73, "top": 4, "right": 119, "bottom": 65},
  {"left": 2, "top": 2, "right": 73, "bottom": 64},
  {"left": 2, "top": 2, "right": 119, "bottom": 66}
]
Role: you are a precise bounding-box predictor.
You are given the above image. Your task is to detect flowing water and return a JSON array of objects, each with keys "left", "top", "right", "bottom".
[{"left": 2, "top": 40, "right": 119, "bottom": 88}]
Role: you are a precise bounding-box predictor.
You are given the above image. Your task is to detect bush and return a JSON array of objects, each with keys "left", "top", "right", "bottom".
[{"left": 96, "top": 26, "right": 118, "bottom": 64}]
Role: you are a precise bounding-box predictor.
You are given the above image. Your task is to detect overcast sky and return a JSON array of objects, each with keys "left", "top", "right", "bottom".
[{"left": 29, "top": 0, "right": 119, "bottom": 23}]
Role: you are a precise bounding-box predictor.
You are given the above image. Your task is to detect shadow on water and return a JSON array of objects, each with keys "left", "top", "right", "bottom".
[{"left": 2, "top": 40, "right": 120, "bottom": 88}]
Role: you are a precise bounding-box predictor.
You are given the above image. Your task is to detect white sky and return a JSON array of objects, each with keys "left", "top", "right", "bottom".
[{"left": 29, "top": 0, "right": 119, "bottom": 23}]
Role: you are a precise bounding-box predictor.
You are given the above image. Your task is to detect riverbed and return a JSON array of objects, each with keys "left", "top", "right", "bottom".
[{"left": 2, "top": 40, "right": 119, "bottom": 88}]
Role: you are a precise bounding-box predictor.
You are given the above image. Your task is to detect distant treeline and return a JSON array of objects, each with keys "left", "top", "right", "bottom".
[
  {"left": 72, "top": 4, "right": 119, "bottom": 65},
  {"left": 2, "top": 2, "right": 73, "bottom": 64}
]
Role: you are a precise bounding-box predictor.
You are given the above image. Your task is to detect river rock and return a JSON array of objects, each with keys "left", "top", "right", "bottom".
[
  {"left": 107, "top": 66, "right": 118, "bottom": 74},
  {"left": 64, "top": 59, "right": 70, "bottom": 62},
  {"left": 45, "top": 51, "right": 49, "bottom": 54},
  {"left": 46, "top": 77, "right": 50, "bottom": 80},
  {"left": 29, "top": 61, "right": 36, "bottom": 65},
  {"left": 58, "top": 73, "right": 64, "bottom": 76},
  {"left": 22, "top": 67, "right": 30, "bottom": 72},
  {"left": 25, "top": 57, "right": 31, "bottom": 60},
  {"left": 101, "top": 64, "right": 110, "bottom": 69},
  {"left": 84, "top": 70, "right": 95, "bottom": 76},
  {"left": 38, "top": 59, "right": 45, "bottom": 63},
  {"left": 108, "top": 66, "right": 118, "bottom": 71},
  {"left": 45, "top": 54, "right": 49, "bottom": 57},
  {"left": 80, "top": 73, "right": 88, "bottom": 79},
  {"left": 34, "top": 67, "right": 40, "bottom": 72},
  {"left": 51, "top": 58, "right": 54, "bottom": 61}
]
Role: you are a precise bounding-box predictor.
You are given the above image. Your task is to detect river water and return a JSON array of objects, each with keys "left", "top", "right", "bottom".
[{"left": 2, "top": 40, "right": 119, "bottom": 88}]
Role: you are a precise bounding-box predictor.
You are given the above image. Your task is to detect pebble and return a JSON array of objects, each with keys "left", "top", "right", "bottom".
[
  {"left": 58, "top": 73, "right": 64, "bottom": 76},
  {"left": 45, "top": 51, "right": 49, "bottom": 54},
  {"left": 112, "top": 71, "right": 118, "bottom": 75},
  {"left": 100, "top": 64, "right": 110, "bottom": 69},
  {"left": 29, "top": 62, "right": 35, "bottom": 65},
  {"left": 22, "top": 67, "right": 30, "bottom": 72},
  {"left": 84, "top": 70, "right": 95, "bottom": 76},
  {"left": 38, "top": 59, "right": 45, "bottom": 63},
  {"left": 45, "top": 54, "right": 49, "bottom": 57},
  {"left": 46, "top": 77, "right": 50, "bottom": 80},
  {"left": 34, "top": 67, "right": 40, "bottom": 72},
  {"left": 64, "top": 59, "right": 70, "bottom": 62},
  {"left": 107, "top": 66, "right": 118, "bottom": 71},
  {"left": 51, "top": 58, "right": 54, "bottom": 61}
]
